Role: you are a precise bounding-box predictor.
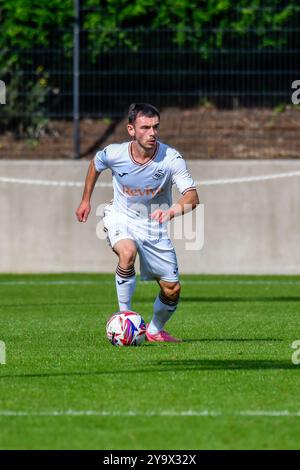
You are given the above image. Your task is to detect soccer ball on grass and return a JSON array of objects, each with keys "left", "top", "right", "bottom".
[{"left": 106, "top": 311, "right": 146, "bottom": 346}]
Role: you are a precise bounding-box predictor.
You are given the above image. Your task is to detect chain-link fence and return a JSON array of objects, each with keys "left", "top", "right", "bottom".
[
  {"left": 8, "top": 27, "right": 300, "bottom": 117},
  {"left": 1, "top": 23, "right": 300, "bottom": 159}
]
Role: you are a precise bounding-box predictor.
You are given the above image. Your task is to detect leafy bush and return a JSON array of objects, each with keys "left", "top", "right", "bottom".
[
  {"left": 0, "top": 0, "right": 299, "bottom": 134},
  {"left": 0, "top": 0, "right": 73, "bottom": 136}
]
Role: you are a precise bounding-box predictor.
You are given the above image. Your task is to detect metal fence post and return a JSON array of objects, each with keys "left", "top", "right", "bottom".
[{"left": 73, "top": 0, "right": 80, "bottom": 159}]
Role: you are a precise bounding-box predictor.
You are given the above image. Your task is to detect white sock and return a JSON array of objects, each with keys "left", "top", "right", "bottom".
[
  {"left": 148, "top": 292, "right": 179, "bottom": 334},
  {"left": 115, "top": 264, "right": 136, "bottom": 311}
]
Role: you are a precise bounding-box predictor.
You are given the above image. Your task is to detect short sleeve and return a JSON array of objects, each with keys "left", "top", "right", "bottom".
[
  {"left": 94, "top": 147, "right": 109, "bottom": 172},
  {"left": 171, "top": 153, "right": 196, "bottom": 194}
]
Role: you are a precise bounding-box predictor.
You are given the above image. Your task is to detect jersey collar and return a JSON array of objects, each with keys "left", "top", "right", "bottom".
[{"left": 128, "top": 141, "right": 160, "bottom": 166}]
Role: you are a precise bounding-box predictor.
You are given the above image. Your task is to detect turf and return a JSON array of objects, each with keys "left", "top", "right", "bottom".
[{"left": 0, "top": 273, "right": 300, "bottom": 450}]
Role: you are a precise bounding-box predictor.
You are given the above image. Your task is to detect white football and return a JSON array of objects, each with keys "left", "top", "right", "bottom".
[{"left": 106, "top": 311, "right": 146, "bottom": 346}]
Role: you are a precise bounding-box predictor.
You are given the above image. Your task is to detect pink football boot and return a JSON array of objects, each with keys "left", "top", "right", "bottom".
[{"left": 146, "top": 325, "right": 182, "bottom": 343}]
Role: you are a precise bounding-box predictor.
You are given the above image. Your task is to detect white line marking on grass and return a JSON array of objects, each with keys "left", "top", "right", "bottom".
[
  {"left": 180, "top": 280, "right": 300, "bottom": 286},
  {"left": 0, "top": 279, "right": 300, "bottom": 287},
  {"left": 0, "top": 410, "right": 300, "bottom": 417},
  {"left": 0, "top": 280, "right": 106, "bottom": 286},
  {"left": 239, "top": 410, "right": 300, "bottom": 417}
]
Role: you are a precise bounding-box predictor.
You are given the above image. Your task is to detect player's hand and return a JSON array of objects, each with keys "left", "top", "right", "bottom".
[
  {"left": 76, "top": 200, "right": 91, "bottom": 222},
  {"left": 150, "top": 208, "right": 174, "bottom": 223}
]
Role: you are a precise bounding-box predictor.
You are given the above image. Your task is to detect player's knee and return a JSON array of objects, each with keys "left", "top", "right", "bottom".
[
  {"left": 162, "top": 282, "right": 181, "bottom": 301},
  {"left": 118, "top": 248, "right": 136, "bottom": 268},
  {"left": 171, "top": 282, "right": 181, "bottom": 300}
]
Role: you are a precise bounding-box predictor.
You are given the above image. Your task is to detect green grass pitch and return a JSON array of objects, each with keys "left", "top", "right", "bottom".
[{"left": 0, "top": 273, "right": 300, "bottom": 450}]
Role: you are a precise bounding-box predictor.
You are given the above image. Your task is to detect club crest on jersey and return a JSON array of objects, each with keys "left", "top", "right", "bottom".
[
  {"left": 122, "top": 185, "right": 164, "bottom": 197},
  {"left": 152, "top": 169, "right": 165, "bottom": 180}
]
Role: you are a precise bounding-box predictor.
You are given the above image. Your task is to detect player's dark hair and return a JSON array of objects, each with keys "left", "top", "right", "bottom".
[{"left": 128, "top": 103, "right": 160, "bottom": 124}]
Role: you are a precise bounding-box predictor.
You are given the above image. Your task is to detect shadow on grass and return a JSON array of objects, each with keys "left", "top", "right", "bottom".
[
  {"left": 0, "top": 358, "right": 296, "bottom": 379},
  {"left": 180, "top": 296, "right": 300, "bottom": 303},
  {"left": 154, "top": 359, "right": 296, "bottom": 371},
  {"left": 0, "top": 302, "right": 110, "bottom": 309},
  {"left": 1, "top": 296, "right": 299, "bottom": 309},
  {"left": 183, "top": 338, "right": 283, "bottom": 343}
]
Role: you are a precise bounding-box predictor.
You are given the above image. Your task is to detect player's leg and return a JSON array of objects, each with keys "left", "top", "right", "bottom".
[
  {"left": 113, "top": 239, "right": 138, "bottom": 311},
  {"left": 102, "top": 204, "right": 138, "bottom": 311},
  {"left": 146, "top": 279, "right": 181, "bottom": 342},
  {"left": 138, "top": 237, "right": 182, "bottom": 341}
]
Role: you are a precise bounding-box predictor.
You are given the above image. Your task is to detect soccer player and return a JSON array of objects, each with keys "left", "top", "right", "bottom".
[{"left": 76, "top": 103, "right": 199, "bottom": 342}]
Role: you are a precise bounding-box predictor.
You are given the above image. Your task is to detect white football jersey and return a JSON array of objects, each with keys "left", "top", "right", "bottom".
[{"left": 94, "top": 141, "right": 196, "bottom": 238}]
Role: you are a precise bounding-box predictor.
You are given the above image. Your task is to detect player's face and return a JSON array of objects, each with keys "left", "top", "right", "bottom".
[{"left": 127, "top": 115, "right": 160, "bottom": 150}]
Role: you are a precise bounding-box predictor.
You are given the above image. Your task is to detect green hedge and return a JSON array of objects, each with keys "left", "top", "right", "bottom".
[
  {"left": 0, "top": 0, "right": 299, "bottom": 135},
  {"left": 1, "top": 0, "right": 298, "bottom": 56}
]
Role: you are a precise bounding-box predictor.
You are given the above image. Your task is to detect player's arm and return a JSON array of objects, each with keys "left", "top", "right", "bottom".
[
  {"left": 151, "top": 153, "right": 199, "bottom": 223},
  {"left": 169, "top": 188, "right": 199, "bottom": 219},
  {"left": 150, "top": 189, "right": 199, "bottom": 223},
  {"left": 76, "top": 160, "right": 100, "bottom": 222}
]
